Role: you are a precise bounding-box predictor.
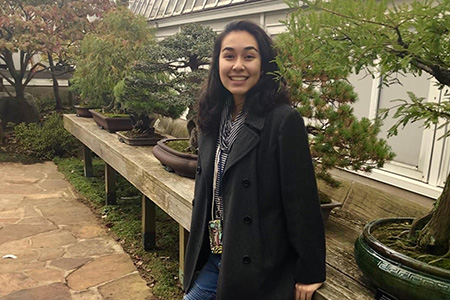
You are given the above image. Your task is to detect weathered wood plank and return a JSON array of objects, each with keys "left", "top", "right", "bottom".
[
  {"left": 105, "top": 163, "right": 116, "bottom": 205},
  {"left": 325, "top": 212, "right": 376, "bottom": 292},
  {"left": 179, "top": 225, "right": 189, "bottom": 283},
  {"left": 341, "top": 182, "right": 429, "bottom": 222},
  {"left": 315, "top": 266, "right": 375, "bottom": 300},
  {"left": 142, "top": 195, "right": 156, "bottom": 250},
  {"left": 82, "top": 144, "right": 94, "bottom": 177},
  {"left": 64, "top": 114, "right": 194, "bottom": 230}
]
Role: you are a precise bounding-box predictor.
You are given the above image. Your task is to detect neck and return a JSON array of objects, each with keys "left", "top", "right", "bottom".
[{"left": 232, "top": 97, "right": 245, "bottom": 120}]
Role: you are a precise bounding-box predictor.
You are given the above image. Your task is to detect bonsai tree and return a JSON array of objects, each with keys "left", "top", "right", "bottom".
[
  {"left": 280, "top": 0, "right": 450, "bottom": 258},
  {"left": 113, "top": 66, "right": 185, "bottom": 137},
  {"left": 115, "top": 24, "right": 216, "bottom": 150},
  {"left": 70, "top": 6, "right": 154, "bottom": 113}
]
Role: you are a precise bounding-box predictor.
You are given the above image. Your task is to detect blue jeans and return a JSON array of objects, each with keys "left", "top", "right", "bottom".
[{"left": 183, "top": 254, "right": 221, "bottom": 300}]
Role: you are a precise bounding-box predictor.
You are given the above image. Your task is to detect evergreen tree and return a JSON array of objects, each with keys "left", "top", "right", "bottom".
[{"left": 115, "top": 24, "right": 216, "bottom": 141}]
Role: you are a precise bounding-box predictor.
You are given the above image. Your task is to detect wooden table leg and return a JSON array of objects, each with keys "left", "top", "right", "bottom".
[
  {"left": 142, "top": 195, "right": 156, "bottom": 250},
  {"left": 179, "top": 225, "right": 189, "bottom": 283},
  {"left": 105, "top": 163, "right": 116, "bottom": 205},
  {"left": 83, "top": 145, "right": 93, "bottom": 177}
]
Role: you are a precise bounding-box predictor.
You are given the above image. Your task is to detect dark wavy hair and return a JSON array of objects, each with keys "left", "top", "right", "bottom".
[{"left": 197, "top": 20, "right": 289, "bottom": 134}]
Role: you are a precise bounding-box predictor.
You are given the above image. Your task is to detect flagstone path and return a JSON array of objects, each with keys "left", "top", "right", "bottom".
[{"left": 0, "top": 162, "right": 155, "bottom": 300}]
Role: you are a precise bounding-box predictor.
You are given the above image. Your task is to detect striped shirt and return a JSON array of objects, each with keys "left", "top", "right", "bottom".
[{"left": 212, "top": 103, "right": 247, "bottom": 221}]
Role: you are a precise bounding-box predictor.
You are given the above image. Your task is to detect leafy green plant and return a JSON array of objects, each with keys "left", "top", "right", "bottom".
[
  {"left": 14, "top": 113, "right": 78, "bottom": 160},
  {"left": 70, "top": 7, "right": 154, "bottom": 112}
]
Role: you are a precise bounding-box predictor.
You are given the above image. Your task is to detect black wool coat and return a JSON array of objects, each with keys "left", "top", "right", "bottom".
[{"left": 183, "top": 104, "right": 326, "bottom": 300}]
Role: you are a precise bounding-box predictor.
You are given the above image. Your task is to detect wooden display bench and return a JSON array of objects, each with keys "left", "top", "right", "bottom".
[{"left": 64, "top": 114, "right": 391, "bottom": 299}]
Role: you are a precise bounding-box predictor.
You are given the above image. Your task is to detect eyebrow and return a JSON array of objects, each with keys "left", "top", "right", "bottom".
[{"left": 221, "top": 46, "right": 259, "bottom": 52}]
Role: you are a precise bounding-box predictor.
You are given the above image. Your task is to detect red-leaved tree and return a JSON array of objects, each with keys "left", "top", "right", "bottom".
[{"left": 0, "top": 0, "right": 112, "bottom": 118}]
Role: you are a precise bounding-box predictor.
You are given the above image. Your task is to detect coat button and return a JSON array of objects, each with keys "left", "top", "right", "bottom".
[
  {"left": 242, "top": 255, "right": 251, "bottom": 264},
  {"left": 242, "top": 178, "right": 250, "bottom": 187},
  {"left": 192, "top": 198, "right": 195, "bottom": 207},
  {"left": 196, "top": 166, "right": 201, "bottom": 174},
  {"left": 243, "top": 216, "right": 252, "bottom": 224}
]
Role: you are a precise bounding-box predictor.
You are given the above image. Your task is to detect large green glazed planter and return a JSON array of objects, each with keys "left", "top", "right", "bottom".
[{"left": 354, "top": 218, "right": 450, "bottom": 300}]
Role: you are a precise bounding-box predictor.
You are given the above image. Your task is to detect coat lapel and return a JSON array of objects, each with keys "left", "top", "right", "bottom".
[{"left": 223, "top": 112, "right": 266, "bottom": 176}]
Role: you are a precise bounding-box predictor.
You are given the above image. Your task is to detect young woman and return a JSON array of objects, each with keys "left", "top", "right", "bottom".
[{"left": 183, "top": 20, "right": 326, "bottom": 300}]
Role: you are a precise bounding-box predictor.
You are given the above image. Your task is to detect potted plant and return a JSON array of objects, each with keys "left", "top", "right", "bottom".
[
  {"left": 112, "top": 62, "right": 188, "bottom": 145},
  {"left": 73, "top": 92, "right": 103, "bottom": 118},
  {"left": 281, "top": 0, "right": 450, "bottom": 298},
  {"left": 70, "top": 7, "right": 153, "bottom": 132},
  {"left": 152, "top": 119, "right": 199, "bottom": 178},
  {"left": 143, "top": 24, "right": 216, "bottom": 166}
]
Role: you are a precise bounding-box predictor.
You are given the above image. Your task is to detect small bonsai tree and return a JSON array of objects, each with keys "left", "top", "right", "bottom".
[
  {"left": 115, "top": 24, "right": 216, "bottom": 150},
  {"left": 113, "top": 66, "right": 185, "bottom": 137},
  {"left": 70, "top": 6, "right": 154, "bottom": 113},
  {"left": 281, "top": 0, "right": 450, "bottom": 258}
]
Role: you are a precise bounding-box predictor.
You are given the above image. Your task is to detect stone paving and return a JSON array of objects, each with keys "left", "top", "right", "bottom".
[{"left": 0, "top": 162, "right": 155, "bottom": 300}]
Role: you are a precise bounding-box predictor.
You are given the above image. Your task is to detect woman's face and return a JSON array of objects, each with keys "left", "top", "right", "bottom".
[{"left": 219, "top": 30, "right": 261, "bottom": 104}]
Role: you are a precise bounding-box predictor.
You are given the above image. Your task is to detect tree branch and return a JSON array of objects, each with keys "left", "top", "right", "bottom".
[
  {"left": 316, "top": 5, "right": 397, "bottom": 30},
  {"left": 24, "top": 62, "right": 47, "bottom": 86},
  {"left": 0, "top": 71, "right": 15, "bottom": 86}
]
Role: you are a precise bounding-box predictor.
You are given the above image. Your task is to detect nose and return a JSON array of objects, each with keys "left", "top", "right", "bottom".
[{"left": 232, "top": 58, "right": 245, "bottom": 71}]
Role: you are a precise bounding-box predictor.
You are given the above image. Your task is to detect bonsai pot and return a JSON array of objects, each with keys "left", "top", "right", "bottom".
[
  {"left": 74, "top": 105, "right": 93, "bottom": 118},
  {"left": 321, "top": 200, "right": 342, "bottom": 222},
  {"left": 354, "top": 218, "right": 450, "bottom": 300},
  {"left": 152, "top": 138, "right": 197, "bottom": 179},
  {"left": 117, "top": 131, "right": 164, "bottom": 146},
  {"left": 89, "top": 109, "right": 133, "bottom": 133}
]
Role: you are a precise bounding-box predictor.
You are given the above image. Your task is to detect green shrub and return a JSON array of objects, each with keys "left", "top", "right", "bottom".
[{"left": 14, "top": 113, "right": 79, "bottom": 160}]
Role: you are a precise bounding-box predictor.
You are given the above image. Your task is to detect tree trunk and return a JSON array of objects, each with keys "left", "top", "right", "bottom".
[
  {"left": 14, "top": 80, "right": 25, "bottom": 100},
  {"left": 48, "top": 53, "right": 63, "bottom": 110},
  {"left": 417, "top": 172, "right": 450, "bottom": 255},
  {"left": 13, "top": 79, "right": 39, "bottom": 124},
  {"left": 67, "top": 80, "right": 73, "bottom": 107}
]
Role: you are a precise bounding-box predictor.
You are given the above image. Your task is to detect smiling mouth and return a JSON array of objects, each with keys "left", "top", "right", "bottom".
[{"left": 230, "top": 76, "right": 248, "bottom": 81}]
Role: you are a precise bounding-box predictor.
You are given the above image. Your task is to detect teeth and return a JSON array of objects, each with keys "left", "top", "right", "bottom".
[{"left": 230, "top": 77, "right": 247, "bottom": 81}]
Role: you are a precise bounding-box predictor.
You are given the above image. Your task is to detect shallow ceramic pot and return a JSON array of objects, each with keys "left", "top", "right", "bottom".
[
  {"left": 152, "top": 138, "right": 197, "bottom": 179},
  {"left": 354, "top": 218, "right": 450, "bottom": 300},
  {"left": 89, "top": 109, "right": 132, "bottom": 133},
  {"left": 117, "top": 131, "right": 163, "bottom": 146},
  {"left": 74, "top": 105, "right": 93, "bottom": 118},
  {"left": 321, "top": 200, "right": 342, "bottom": 222}
]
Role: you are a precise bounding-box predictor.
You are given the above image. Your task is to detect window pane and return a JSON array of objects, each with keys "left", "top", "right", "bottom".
[{"left": 378, "top": 73, "right": 430, "bottom": 168}]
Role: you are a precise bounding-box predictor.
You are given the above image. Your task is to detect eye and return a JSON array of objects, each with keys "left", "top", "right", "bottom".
[
  {"left": 222, "top": 53, "right": 234, "bottom": 60},
  {"left": 244, "top": 54, "right": 257, "bottom": 60}
]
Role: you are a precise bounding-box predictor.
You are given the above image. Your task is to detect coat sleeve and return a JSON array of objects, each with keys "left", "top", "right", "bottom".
[{"left": 278, "top": 108, "right": 326, "bottom": 284}]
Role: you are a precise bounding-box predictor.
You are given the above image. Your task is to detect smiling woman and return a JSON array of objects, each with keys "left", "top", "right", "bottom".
[
  {"left": 183, "top": 20, "right": 326, "bottom": 300},
  {"left": 219, "top": 31, "right": 262, "bottom": 119}
]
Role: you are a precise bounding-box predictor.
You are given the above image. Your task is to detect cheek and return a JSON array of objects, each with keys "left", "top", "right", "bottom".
[{"left": 219, "top": 61, "right": 229, "bottom": 83}]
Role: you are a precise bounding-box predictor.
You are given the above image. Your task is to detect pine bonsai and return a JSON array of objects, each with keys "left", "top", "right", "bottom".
[
  {"left": 279, "top": 0, "right": 450, "bottom": 259},
  {"left": 115, "top": 24, "right": 216, "bottom": 149}
]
